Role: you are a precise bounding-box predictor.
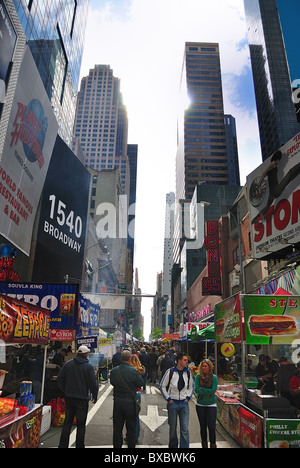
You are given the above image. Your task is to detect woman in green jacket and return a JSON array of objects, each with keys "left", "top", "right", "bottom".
[{"left": 195, "top": 359, "right": 218, "bottom": 448}]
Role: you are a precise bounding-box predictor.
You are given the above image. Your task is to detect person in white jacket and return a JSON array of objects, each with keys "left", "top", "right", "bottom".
[{"left": 160, "top": 352, "right": 195, "bottom": 448}]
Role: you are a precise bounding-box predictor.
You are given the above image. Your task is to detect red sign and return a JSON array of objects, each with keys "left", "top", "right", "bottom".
[
  {"left": 0, "top": 257, "right": 21, "bottom": 281},
  {"left": 50, "top": 329, "right": 75, "bottom": 341},
  {"left": 202, "top": 220, "right": 222, "bottom": 296},
  {"left": 0, "top": 294, "right": 50, "bottom": 345}
]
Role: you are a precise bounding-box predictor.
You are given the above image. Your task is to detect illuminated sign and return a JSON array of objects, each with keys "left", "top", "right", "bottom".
[{"left": 202, "top": 220, "right": 222, "bottom": 296}]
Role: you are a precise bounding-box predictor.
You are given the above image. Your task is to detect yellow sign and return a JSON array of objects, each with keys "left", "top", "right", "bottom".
[
  {"left": 221, "top": 342, "right": 235, "bottom": 358},
  {"left": 98, "top": 338, "right": 112, "bottom": 346}
]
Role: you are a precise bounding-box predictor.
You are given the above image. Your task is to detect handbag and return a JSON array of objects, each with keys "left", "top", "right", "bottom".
[{"left": 117, "top": 367, "right": 141, "bottom": 414}]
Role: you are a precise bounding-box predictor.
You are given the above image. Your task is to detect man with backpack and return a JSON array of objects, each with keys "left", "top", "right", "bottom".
[{"left": 160, "top": 352, "right": 194, "bottom": 448}]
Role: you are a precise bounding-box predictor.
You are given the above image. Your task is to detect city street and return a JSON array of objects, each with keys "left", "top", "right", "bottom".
[{"left": 40, "top": 381, "right": 239, "bottom": 449}]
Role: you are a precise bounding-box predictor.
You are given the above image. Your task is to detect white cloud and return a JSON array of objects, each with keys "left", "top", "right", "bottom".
[{"left": 80, "top": 0, "right": 262, "bottom": 338}]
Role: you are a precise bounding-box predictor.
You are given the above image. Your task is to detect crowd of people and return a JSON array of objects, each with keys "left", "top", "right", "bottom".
[{"left": 53, "top": 343, "right": 300, "bottom": 450}]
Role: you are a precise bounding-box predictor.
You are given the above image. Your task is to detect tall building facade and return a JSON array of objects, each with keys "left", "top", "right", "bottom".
[
  {"left": 12, "top": 0, "right": 89, "bottom": 146},
  {"left": 176, "top": 42, "right": 231, "bottom": 203},
  {"left": 73, "top": 65, "right": 130, "bottom": 195},
  {"left": 244, "top": 0, "right": 300, "bottom": 161},
  {"left": 174, "top": 42, "right": 239, "bottom": 264}
]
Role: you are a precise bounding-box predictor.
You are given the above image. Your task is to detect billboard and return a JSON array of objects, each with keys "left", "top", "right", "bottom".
[
  {"left": 247, "top": 133, "right": 300, "bottom": 259},
  {"left": 215, "top": 294, "right": 242, "bottom": 343},
  {"left": 0, "top": 46, "right": 58, "bottom": 255},
  {"left": 31, "top": 136, "right": 91, "bottom": 283}
]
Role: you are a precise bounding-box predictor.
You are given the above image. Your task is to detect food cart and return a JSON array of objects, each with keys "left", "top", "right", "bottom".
[
  {"left": 214, "top": 293, "right": 300, "bottom": 448},
  {"left": 0, "top": 294, "right": 50, "bottom": 448}
]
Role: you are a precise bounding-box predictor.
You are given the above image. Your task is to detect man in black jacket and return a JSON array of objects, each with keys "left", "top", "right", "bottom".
[
  {"left": 57, "top": 345, "right": 98, "bottom": 448},
  {"left": 110, "top": 350, "right": 144, "bottom": 448}
]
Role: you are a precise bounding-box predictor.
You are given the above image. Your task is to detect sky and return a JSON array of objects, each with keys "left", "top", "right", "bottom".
[{"left": 80, "top": 0, "right": 263, "bottom": 340}]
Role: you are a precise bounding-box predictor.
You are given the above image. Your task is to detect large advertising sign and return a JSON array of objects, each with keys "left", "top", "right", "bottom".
[
  {"left": 0, "top": 46, "right": 58, "bottom": 255},
  {"left": 215, "top": 294, "right": 241, "bottom": 343},
  {"left": 78, "top": 295, "right": 100, "bottom": 337},
  {"left": 244, "top": 295, "right": 300, "bottom": 345},
  {"left": 247, "top": 133, "right": 300, "bottom": 259},
  {"left": 32, "top": 136, "right": 91, "bottom": 283},
  {"left": 0, "top": 294, "right": 50, "bottom": 345},
  {"left": 0, "top": 282, "right": 79, "bottom": 330}
]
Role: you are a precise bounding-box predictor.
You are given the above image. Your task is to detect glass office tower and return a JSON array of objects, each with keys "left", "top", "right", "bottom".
[
  {"left": 244, "top": 0, "right": 300, "bottom": 161},
  {"left": 176, "top": 42, "right": 232, "bottom": 203},
  {"left": 13, "top": 0, "right": 89, "bottom": 145}
]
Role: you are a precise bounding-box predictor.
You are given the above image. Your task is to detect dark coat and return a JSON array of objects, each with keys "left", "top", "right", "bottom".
[
  {"left": 57, "top": 354, "right": 98, "bottom": 401},
  {"left": 110, "top": 363, "right": 144, "bottom": 400}
]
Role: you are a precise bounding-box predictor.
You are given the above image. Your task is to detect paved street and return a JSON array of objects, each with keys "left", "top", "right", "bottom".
[{"left": 40, "top": 381, "right": 240, "bottom": 449}]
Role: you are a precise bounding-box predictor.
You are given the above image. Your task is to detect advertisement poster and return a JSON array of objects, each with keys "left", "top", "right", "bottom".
[
  {"left": 244, "top": 295, "right": 300, "bottom": 345},
  {"left": 266, "top": 419, "right": 300, "bottom": 448},
  {"left": 31, "top": 135, "right": 90, "bottom": 283},
  {"left": 215, "top": 294, "right": 242, "bottom": 343},
  {"left": 0, "top": 282, "right": 79, "bottom": 330},
  {"left": 0, "top": 294, "right": 50, "bottom": 345},
  {"left": 217, "top": 399, "right": 262, "bottom": 448},
  {"left": 0, "top": 46, "right": 58, "bottom": 255},
  {"left": 247, "top": 132, "right": 300, "bottom": 259},
  {"left": 78, "top": 295, "right": 100, "bottom": 337}
]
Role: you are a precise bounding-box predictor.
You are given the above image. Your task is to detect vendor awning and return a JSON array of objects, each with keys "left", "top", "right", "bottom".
[{"left": 196, "top": 323, "right": 214, "bottom": 340}]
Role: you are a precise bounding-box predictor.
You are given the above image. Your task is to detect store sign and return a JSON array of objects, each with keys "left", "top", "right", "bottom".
[
  {"left": 0, "top": 282, "right": 79, "bottom": 330},
  {"left": 50, "top": 329, "right": 75, "bottom": 342},
  {"left": 247, "top": 132, "right": 300, "bottom": 259},
  {"left": 202, "top": 220, "right": 222, "bottom": 296},
  {"left": 266, "top": 419, "right": 300, "bottom": 448},
  {"left": 0, "top": 46, "right": 58, "bottom": 255},
  {"left": 244, "top": 295, "right": 300, "bottom": 345},
  {"left": 77, "top": 335, "right": 98, "bottom": 349},
  {"left": 215, "top": 294, "right": 241, "bottom": 343},
  {"left": 0, "top": 294, "right": 50, "bottom": 345},
  {"left": 188, "top": 304, "right": 211, "bottom": 322}
]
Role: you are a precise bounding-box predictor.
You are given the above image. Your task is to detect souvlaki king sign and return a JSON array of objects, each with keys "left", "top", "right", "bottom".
[
  {"left": 247, "top": 132, "right": 300, "bottom": 259},
  {"left": 0, "top": 46, "right": 58, "bottom": 255}
]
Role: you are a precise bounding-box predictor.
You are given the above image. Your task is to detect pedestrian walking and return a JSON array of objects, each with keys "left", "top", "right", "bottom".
[
  {"left": 110, "top": 350, "right": 144, "bottom": 448},
  {"left": 138, "top": 347, "right": 150, "bottom": 390},
  {"left": 112, "top": 346, "right": 122, "bottom": 367},
  {"left": 57, "top": 345, "right": 98, "bottom": 448},
  {"left": 160, "top": 351, "right": 174, "bottom": 376},
  {"left": 129, "top": 354, "right": 145, "bottom": 443},
  {"left": 160, "top": 352, "right": 194, "bottom": 448},
  {"left": 194, "top": 359, "right": 218, "bottom": 448},
  {"left": 148, "top": 347, "right": 158, "bottom": 383}
]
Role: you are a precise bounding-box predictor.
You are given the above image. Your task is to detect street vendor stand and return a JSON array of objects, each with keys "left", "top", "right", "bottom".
[
  {"left": 0, "top": 294, "right": 50, "bottom": 448},
  {"left": 214, "top": 293, "right": 300, "bottom": 448}
]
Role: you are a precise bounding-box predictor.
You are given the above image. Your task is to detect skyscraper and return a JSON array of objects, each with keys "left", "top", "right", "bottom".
[
  {"left": 174, "top": 42, "right": 239, "bottom": 264},
  {"left": 12, "top": 0, "right": 89, "bottom": 145},
  {"left": 244, "top": 0, "right": 300, "bottom": 160},
  {"left": 176, "top": 42, "right": 231, "bottom": 203},
  {"left": 73, "top": 65, "right": 130, "bottom": 195}
]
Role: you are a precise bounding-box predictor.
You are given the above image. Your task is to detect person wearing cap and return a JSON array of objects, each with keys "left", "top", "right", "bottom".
[{"left": 57, "top": 345, "right": 98, "bottom": 448}]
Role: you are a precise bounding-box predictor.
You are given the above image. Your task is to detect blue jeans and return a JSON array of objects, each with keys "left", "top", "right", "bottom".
[{"left": 167, "top": 400, "right": 189, "bottom": 448}]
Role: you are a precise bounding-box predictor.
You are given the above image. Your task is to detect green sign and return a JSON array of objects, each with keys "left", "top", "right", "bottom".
[
  {"left": 266, "top": 419, "right": 300, "bottom": 448},
  {"left": 244, "top": 295, "right": 300, "bottom": 345}
]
